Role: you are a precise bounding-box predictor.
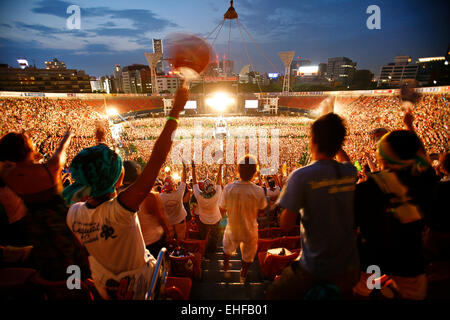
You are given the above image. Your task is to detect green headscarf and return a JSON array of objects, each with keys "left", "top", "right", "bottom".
[{"left": 63, "top": 144, "right": 123, "bottom": 205}]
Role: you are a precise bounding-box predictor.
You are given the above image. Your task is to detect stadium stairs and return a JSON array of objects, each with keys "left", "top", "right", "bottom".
[{"left": 189, "top": 228, "right": 270, "bottom": 300}]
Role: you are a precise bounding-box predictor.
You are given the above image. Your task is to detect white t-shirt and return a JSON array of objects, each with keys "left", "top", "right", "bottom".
[
  {"left": 159, "top": 182, "right": 187, "bottom": 225},
  {"left": 138, "top": 194, "right": 164, "bottom": 246},
  {"left": 193, "top": 184, "right": 222, "bottom": 225},
  {"left": 67, "top": 198, "right": 155, "bottom": 300},
  {"left": 219, "top": 181, "right": 267, "bottom": 242}
]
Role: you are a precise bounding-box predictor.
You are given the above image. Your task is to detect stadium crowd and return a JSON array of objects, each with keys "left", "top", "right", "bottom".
[{"left": 0, "top": 88, "right": 449, "bottom": 300}]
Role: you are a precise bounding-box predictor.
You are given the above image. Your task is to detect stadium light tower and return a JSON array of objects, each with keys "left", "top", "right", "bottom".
[
  {"left": 278, "top": 51, "right": 295, "bottom": 94},
  {"left": 144, "top": 52, "right": 162, "bottom": 94}
]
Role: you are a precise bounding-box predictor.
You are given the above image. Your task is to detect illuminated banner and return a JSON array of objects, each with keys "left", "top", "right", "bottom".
[
  {"left": 245, "top": 100, "right": 258, "bottom": 109},
  {"left": 297, "top": 66, "right": 319, "bottom": 76},
  {"left": 185, "top": 100, "right": 197, "bottom": 109},
  {"left": 203, "top": 76, "right": 238, "bottom": 82},
  {"left": 23, "top": 92, "right": 45, "bottom": 97}
]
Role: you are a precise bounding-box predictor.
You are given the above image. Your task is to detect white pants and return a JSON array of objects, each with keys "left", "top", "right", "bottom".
[{"left": 222, "top": 231, "right": 258, "bottom": 263}]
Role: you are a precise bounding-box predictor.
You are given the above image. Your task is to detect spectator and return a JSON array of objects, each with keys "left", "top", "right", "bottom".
[
  {"left": 66, "top": 85, "right": 189, "bottom": 299},
  {"left": 353, "top": 130, "right": 435, "bottom": 300},
  {"left": 423, "top": 152, "right": 450, "bottom": 261},
  {"left": 121, "top": 160, "right": 174, "bottom": 258},
  {"left": 159, "top": 164, "right": 188, "bottom": 240},
  {"left": 192, "top": 162, "right": 223, "bottom": 259},
  {"left": 0, "top": 131, "right": 90, "bottom": 281},
  {"left": 219, "top": 154, "right": 267, "bottom": 283},
  {"left": 267, "top": 113, "right": 359, "bottom": 299}
]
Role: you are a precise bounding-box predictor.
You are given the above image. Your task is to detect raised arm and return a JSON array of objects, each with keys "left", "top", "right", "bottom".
[
  {"left": 403, "top": 110, "right": 416, "bottom": 134},
  {"left": 191, "top": 161, "right": 197, "bottom": 185},
  {"left": 216, "top": 163, "right": 223, "bottom": 186},
  {"left": 48, "top": 131, "right": 73, "bottom": 170},
  {"left": 118, "top": 85, "right": 189, "bottom": 212},
  {"left": 181, "top": 162, "right": 187, "bottom": 184}
]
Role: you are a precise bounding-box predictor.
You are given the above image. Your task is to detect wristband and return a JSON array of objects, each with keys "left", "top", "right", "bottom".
[{"left": 166, "top": 116, "right": 179, "bottom": 124}]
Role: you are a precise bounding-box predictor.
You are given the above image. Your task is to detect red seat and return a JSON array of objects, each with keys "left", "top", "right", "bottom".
[
  {"left": 0, "top": 267, "right": 38, "bottom": 299},
  {"left": 165, "top": 276, "right": 192, "bottom": 300},
  {"left": 286, "top": 227, "right": 301, "bottom": 236},
  {"left": 279, "top": 236, "right": 301, "bottom": 250},
  {"left": 268, "top": 227, "right": 284, "bottom": 238},
  {"left": 180, "top": 239, "right": 207, "bottom": 258},
  {"left": 258, "top": 228, "right": 271, "bottom": 239},
  {"left": 30, "top": 274, "right": 94, "bottom": 300},
  {"left": 168, "top": 254, "right": 202, "bottom": 279},
  {"left": 257, "top": 238, "right": 281, "bottom": 253},
  {"left": 258, "top": 249, "right": 300, "bottom": 280}
]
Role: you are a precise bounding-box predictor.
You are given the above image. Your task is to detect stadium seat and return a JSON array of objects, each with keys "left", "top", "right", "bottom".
[
  {"left": 0, "top": 267, "right": 38, "bottom": 300},
  {"left": 258, "top": 249, "right": 301, "bottom": 280},
  {"left": 257, "top": 238, "right": 282, "bottom": 253},
  {"left": 186, "top": 218, "right": 201, "bottom": 239},
  {"left": 30, "top": 273, "right": 94, "bottom": 300},
  {"left": 165, "top": 276, "right": 192, "bottom": 300},
  {"left": 286, "top": 227, "right": 301, "bottom": 236},
  {"left": 268, "top": 227, "right": 284, "bottom": 238},
  {"left": 168, "top": 254, "right": 202, "bottom": 279},
  {"left": 279, "top": 236, "right": 301, "bottom": 250},
  {"left": 258, "top": 228, "right": 271, "bottom": 239},
  {"left": 180, "top": 239, "right": 207, "bottom": 258},
  {"left": 426, "top": 261, "right": 450, "bottom": 299}
]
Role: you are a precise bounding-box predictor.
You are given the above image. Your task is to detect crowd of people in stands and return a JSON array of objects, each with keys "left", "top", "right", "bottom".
[{"left": 0, "top": 87, "right": 449, "bottom": 300}]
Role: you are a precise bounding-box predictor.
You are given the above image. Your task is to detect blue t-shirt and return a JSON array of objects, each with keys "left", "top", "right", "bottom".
[{"left": 278, "top": 160, "right": 359, "bottom": 278}]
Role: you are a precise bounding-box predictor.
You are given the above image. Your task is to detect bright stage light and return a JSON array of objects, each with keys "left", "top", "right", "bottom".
[
  {"left": 206, "top": 92, "right": 235, "bottom": 112},
  {"left": 172, "top": 172, "right": 180, "bottom": 181},
  {"left": 164, "top": 166, "right": 171, "bottom": 173},
  {"left": 106, "top": 108, "right": 119, "bottom": 117}
]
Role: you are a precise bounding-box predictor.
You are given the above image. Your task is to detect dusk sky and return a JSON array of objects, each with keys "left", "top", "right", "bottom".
[{"left": 0, "top": 0, "right": 448, "bottom": 78}]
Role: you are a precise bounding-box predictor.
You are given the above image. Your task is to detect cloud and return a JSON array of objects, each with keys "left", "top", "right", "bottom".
[
  {"left": 31, "top": 0, "right": 178, "bottom": 34},
  {"left": 13, "top": 0, "right": 178, "bottom": 54}
]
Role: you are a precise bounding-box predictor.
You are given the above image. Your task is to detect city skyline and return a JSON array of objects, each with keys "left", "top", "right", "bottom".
[{"left": 0, "top": 0, "right": 448, "bottom": 78}]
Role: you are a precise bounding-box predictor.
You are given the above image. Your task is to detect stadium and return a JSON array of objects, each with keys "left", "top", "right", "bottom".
[{"left": 0, "top": 0, "right": 449, "bottom": 309}]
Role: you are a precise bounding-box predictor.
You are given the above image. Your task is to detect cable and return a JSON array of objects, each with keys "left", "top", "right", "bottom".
[
  {"left": 236, "top": 19, "right": 262, "bottom": 94},
  {"left": 205, "top": 20, "right": 224, "bottom": 40},
  {"left": 237, "top": 20, "right": 281, "bottom": 75}
]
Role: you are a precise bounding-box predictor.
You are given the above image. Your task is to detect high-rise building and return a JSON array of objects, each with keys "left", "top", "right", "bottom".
[
  {"left": 219, "top": 59, "right": 234, "bottom": 76},
  {"left": 378, "top": 56, "right": 418, "bottom": 87},
  {"left": 290, "top": 59, "right": 311, "bottom": 76},
  {"left": 0, "top": 62, "right": 91, "bottom": 92},
  {"left": 327, "top": 57, "right": 357, "bottom": 85},
  {"left": 45, "top": 58, "right": 66, "bottom": 70},
  {"left": 318, "top": 63, "right": 327, "bottom": 77},
  {"left": 156, "top": 75, "right": 181, "bottom": 93},
  {"left": 153, "top": 39, "right": 164, "bottom": 75},
  {"left": 112, "top": 64, "right": 123, "bottom": 93},
  {"left": 416, "top": 56, "right": 449, "bottom": 86},
  {"left": 121, "top": 64, "right": 152, "bottom": 93}
]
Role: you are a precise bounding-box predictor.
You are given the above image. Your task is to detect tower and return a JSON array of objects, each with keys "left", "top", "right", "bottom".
[
  {"left": 278, "top": 51, "right": 295, "bottom": 94},
  {"left": 144, "top": 52, "right": 162, "bottom": 94}
]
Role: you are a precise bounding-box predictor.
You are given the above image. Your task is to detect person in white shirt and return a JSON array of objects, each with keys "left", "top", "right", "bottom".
[
  {"left": 192, "top": 162, "right": 223, "bottom": 258},
  {"left": 159, "top": 164, "right": 188, "bottom": 240},
  {"left": 219, "top": 155, "right": 267, "bottom": 283},
  {"left": 121, "top": 160, "right": 173, "bottom": 258},
  {"left": 66, "top": 85, "right": 189, "bottom": 300}
]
